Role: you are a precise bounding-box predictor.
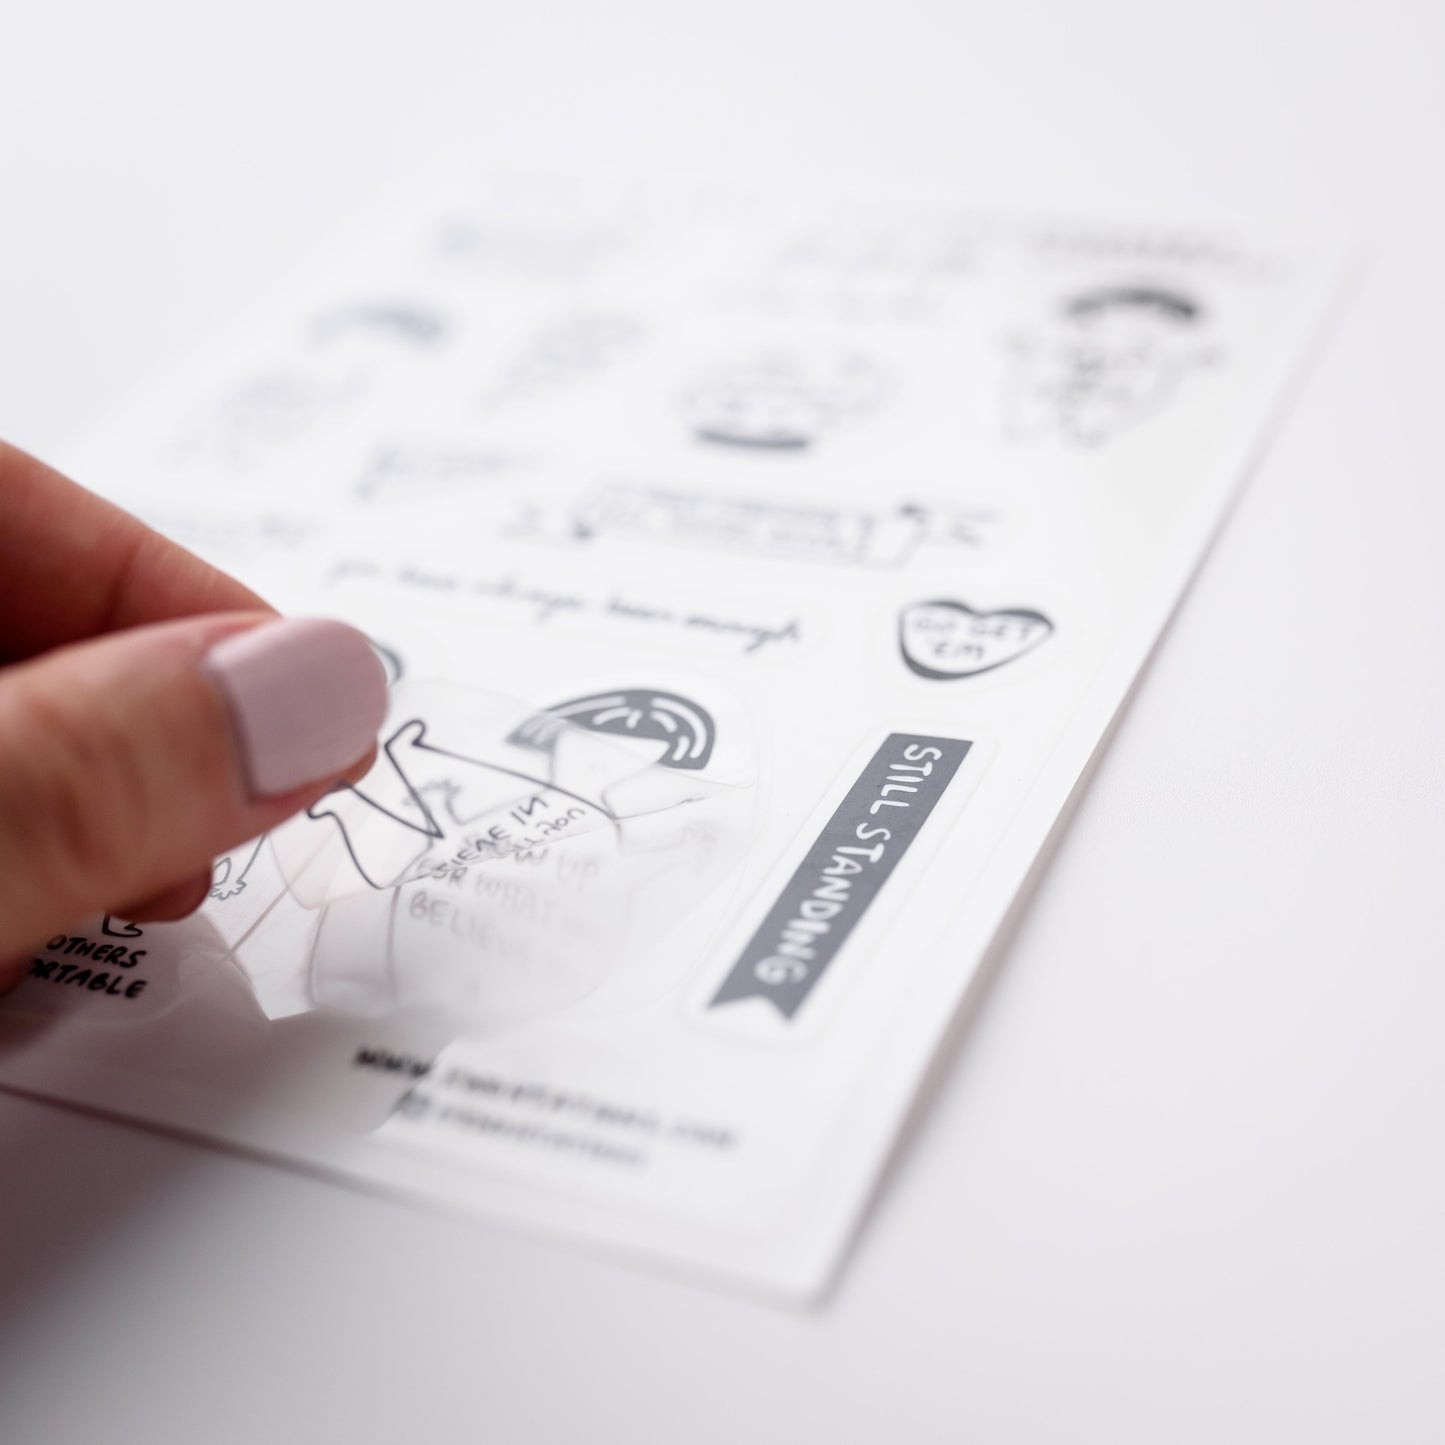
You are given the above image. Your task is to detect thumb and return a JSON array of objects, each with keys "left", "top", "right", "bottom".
[{"left": 0, "top": 613, "right": 388, "bottom": 957}]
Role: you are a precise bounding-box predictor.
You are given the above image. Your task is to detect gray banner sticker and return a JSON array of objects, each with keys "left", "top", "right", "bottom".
[{"left": 709, "top": 733, "right": 971, "bottom": 1020}]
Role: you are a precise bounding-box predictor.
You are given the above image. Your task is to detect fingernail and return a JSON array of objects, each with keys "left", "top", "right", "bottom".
[{"left": 203, "top": 618, "right": 389, "bottom": 798}]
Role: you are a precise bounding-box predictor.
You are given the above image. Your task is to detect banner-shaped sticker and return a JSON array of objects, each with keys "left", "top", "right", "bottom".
[{"left": 710, "top": 734, "right": 971, "bottom": 1020}]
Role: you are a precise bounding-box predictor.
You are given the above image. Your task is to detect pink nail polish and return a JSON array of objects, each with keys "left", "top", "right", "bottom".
[{"left": 203, "top": 618, "right": 389, "bottom": 799}]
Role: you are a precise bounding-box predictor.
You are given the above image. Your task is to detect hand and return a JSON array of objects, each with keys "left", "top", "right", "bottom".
[{"left": 0, "top": 442, "right": 388, "bottom": 982}]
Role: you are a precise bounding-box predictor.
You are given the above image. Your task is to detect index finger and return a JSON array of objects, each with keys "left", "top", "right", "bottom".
[{"left": 0, "top": 440, "right": 271, "bottom": 660}]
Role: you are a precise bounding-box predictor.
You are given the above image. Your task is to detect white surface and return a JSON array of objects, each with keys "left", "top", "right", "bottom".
[{"left": 1, "top": 2, "right": 1441, "bottom": 1440}]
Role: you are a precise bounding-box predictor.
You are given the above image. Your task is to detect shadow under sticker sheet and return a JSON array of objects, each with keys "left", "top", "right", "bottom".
[{"left": 0, "top": 172, "right": 1343, "bottom": 1302}]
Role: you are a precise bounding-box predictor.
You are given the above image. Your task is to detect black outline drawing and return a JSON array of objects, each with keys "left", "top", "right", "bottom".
[
  {"left": 307, "top": 717, "right": 625, "bottom": 892},
  {"left": 300, "top": 680, "right": 721, "bottom": 896},
  {"left": 209, "top": 638, "right": 398, "bottom": 903},
  {"left": 210, "top": 839, "right": 266, "bottom": 901},
  {"left": 509, "top": 484, "right": 999, "bottom": 568},
  {"left": 101, "top": 915, "right": 143, "bottom": 938},
  {"left": 1003, "top": 282, "right": 1213, "bottom": 447},
  {"left": 899, "top": 600, "right": 1054, "bottom": 680}
]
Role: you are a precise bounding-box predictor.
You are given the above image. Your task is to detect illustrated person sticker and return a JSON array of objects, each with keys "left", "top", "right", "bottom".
[
  {"left": 899, "top": 600, "right": 1053, "bottom": 680},
  {"left": 286, "top": 689, "right": 751, "bottom": 1021},
  {"left": 678, "top": 351, "right": 887, "bottom": 450},
  {"left": 1002, "top": 283, "right": 1214, "bottom": 447},
  {"left": 277, "top": 681, "right": 730, "bottom": 902}
]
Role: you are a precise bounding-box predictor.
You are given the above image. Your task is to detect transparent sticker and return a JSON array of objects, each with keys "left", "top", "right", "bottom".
[
  {"left": 2, "top": 910, "right": 261, "bottom": 1029},
  {"left": 0, "top": 682, "right": 757, "bottom": 1034},
  {"left": 245, "top": 680, "right": 757, "bottom": 1022}
]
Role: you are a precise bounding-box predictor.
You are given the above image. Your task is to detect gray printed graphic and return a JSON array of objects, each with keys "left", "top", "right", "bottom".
[
  {"left": 509, "top": 689, "right": 718, "bottom": 771},
  {"left": 679, "top": 351, "right": 887, "bottom": 451},
  {"left": 710, "top": 733, "right": 971, "bottom": 1019},
  {"left": 899, "top": 600, "right": 1053, "bottom": 680}
]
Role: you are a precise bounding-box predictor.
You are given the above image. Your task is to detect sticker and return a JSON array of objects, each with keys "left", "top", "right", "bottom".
[
  {"left": 271, "top": 681, "right": 746, "bottom": 906},
  {"left": 709, "top": 734, "right": 971, "bottom": 1020},
  {"left": 678, "top": 350, "right": 888, "bottom": 450},
  {"left": 256, "top": 679, "right": 756, "bottom": 1021},
  {"left": 509, "top": 482, "right": 1000, "bottom": 569},
  {"left": 1002, "top": 282, "right": 1217, "bottom": 447},
  {"left": 899, "top": 600, "right": 1053, "bottom": 679},
  {"left": 3, "top": 913, "right": 230, "bottom": 1026}
]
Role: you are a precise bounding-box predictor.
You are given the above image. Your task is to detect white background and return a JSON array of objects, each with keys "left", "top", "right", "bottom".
[{"left": 2, "top": 2, "right": 1442, "bottom": 1440}]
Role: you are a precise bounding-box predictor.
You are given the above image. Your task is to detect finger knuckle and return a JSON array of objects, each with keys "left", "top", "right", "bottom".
[{"left": 0, "top": 670, "right": 147, "bottom": 898}]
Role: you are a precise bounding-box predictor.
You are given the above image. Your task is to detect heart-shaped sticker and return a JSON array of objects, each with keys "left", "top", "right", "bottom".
[{"left": 900, "top": 600, "right": 1053, "bottom": 680}]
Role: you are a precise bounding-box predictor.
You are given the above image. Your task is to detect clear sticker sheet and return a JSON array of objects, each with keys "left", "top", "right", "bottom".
[{"left": 0, "top": 173, "right": 1343, "bottom": 1301}]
